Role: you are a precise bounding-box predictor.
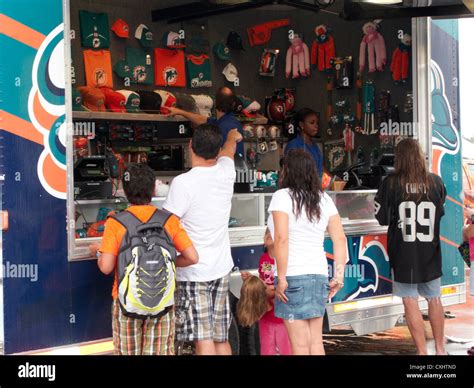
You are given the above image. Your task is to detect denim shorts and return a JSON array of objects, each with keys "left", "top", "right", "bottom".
[
  {"left": 274, "top": 274, "right": 329, "bottom": 320},
  {"left": 392, "top": 277, "right": 441, "bottom": 300}
]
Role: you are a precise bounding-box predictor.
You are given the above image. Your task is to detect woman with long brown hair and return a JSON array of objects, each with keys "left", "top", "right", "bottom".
[
  {"left": 375, "top": 138, "right": 447, "bottom": 355},
  {"left": 269, "top": 149, "right": 347, "bottom": 355}
]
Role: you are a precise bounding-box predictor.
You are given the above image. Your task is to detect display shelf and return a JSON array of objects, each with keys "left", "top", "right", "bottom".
[{"left": 72, "top": 111, "right": 189, "bottom": 122}]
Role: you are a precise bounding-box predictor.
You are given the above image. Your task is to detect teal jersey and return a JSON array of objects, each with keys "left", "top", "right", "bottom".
[
  {"left": 186, "top": 54, "right": 212, "bottom": 88},
  {"left": 125, "top": 47, "right": 155, "bottom": 85},
  {"left": 79, "top": 10, "right": 110, "bottom": 49}
]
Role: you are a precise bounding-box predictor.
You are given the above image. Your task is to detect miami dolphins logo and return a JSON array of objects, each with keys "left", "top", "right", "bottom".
[
  {"left": 327, "top": 235, "right": 391, "bottom": 302},
  {"left": 163, "top": 67, "right": 178, "bottom": 86},
  {"left": 133, "top": 65, "right": 147, "bottom": 83},
  {"left": 93, "top": 68, "right": 107, "bottom": 86}
]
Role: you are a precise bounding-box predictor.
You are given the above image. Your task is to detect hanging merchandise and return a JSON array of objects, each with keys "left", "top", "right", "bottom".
[
  {"left": 154, "top": 48, "right": 186, "bottom": 87},
  {"left": 79, "top": 11, "right": 110, "bottom": 49},
  {"left": 363, "top": 81, "right": 376, "bottom": 135},
  {"left": 213, "top": 42, "right": 231, "bottom": 60},
  {"left": 331, "top": 56, "right": 353, "bottom": 89},
  {"left": 377, "top": 90, "right": 391, "bottom": 127},
  {"left": 274, "top": 88, "right": 295, "bottom": 114},
  {"left": 247, "top": 19, "right": 290, "bottom": 47},
  {"left": 83, "top": 49, "right": 113, "bottom": 88},
  {"left": 404, "top": 91, "right": 414, "bottom": 113},
  {"left": 285, "top": 33, "right": 310, "bottom": 79},
  {"left": 266, "top": 96, "right": 286, "bottom": 123},
  {"left": 326, "top": 76, "right": 334, "bottom": 136},
  {"left": 227, "top": 31, "right": 245, "bottom": 51},
  {"left": 324, "top": 139, "right": 347, "bottom": 173},
  {"left": 356, "top": 146, "right": 365, "bottom": 163},
  {"left": 187, "top": 54, "right": 212, "bottom": 88},
  {"left": 359, "top": 20, "right": 386, "bottom": 73},
  {"left": 126, "top": 47, "right": 154, "bottom": 85},
  {"left": 343, "top": 124, "right": 355, "bottom": 153},
  {"left": 72, "top": 87, "right": 86, "bottom": 111},
  {"left": 222, "top": 63, "right": 238, "bottom": 84},
  {"left": 259, "top": 49, "right": 279, "bottom": 77},
  {"left": 311, "top": 25, "right": 336, "bottom": 72},
  {"left": 113, "top": 59, "right": 131, "bottom": 79},
  {"left": 164, "top": 31, "right": 186, "bottom": 49},
  {"left": 111, "top": 18, "right": 129, "bottom": 39},
  {"left": 135, "top": 24, "right": 154, "bottom": 48},
  {"left": 391, "top": 33, "right": 411, "bottom": 84}
]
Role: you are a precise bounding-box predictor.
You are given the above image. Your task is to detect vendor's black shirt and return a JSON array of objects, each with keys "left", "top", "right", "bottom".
[{"left": 374, "top": 173, "right": 447, "bottom": 284}]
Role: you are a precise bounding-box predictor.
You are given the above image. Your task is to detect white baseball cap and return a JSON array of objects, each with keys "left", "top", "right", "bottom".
[{"left": 222, "top": 63, "right": 238, "bottom": 83}]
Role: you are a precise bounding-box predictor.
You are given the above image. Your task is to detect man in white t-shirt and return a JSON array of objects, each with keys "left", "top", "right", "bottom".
[{"left": 163, "top": 123, "right": 242, "bottom": 355}]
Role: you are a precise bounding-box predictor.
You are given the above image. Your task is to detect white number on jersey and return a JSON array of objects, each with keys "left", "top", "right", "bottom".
[{"left": 398, "top": 201, "right": 436, "bottom": 242}]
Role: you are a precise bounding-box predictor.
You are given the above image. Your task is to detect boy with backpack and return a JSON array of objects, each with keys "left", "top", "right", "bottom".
[{"left": 90, "top": 163, "right": 198, "bottom": 355}]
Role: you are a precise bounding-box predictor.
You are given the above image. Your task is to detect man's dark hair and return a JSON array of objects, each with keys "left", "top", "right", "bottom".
[
  {"left": 122, "top": 163, "right": 155, "bottom": 205},
  {"left": 215, "top": 88, "right": 235, "bottom": 114},
  {"left": 192, "top": 123, "right": 223, "bottom": 160}
]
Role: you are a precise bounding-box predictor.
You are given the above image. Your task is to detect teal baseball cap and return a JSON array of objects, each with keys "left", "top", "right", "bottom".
[
  {"left": 113, "top": 59, "right": 131, "bottom": 78},
  {"left": 135, "top": 24, "right": 154, "bottom": 47},
  {"left": 117, "top": 90, "right": 141, "bottom": 112},
  {"left": 213, "top": 42, "right": 231, "bottom": 60},
  {"left": 72, "top": 87, "right": 86, "bottom": 111}
]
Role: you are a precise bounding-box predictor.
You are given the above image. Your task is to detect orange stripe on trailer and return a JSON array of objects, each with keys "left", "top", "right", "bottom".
[
  {"left": 446, "top": 195, "right": 464, "bottom": 208},
  {"left": 41, "top": 154, "right": 66, "bottom": 193},
  {"left": 0, "top": 14, "right": 45, "bottom": 49},
  {"left": 440, "top": 236, "right": 459, "bottom": 248},
  {"left": 33, "top": 91, "right": 58, "bottom": 130},
  {"left": 432, "top": 148, "right": 442, "bottom": 176},
  {"left": 0, "top": 110, "right": 43, "bottom": 145}
]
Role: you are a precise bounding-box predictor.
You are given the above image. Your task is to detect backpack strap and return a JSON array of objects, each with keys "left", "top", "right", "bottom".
[
  {"left": 110, "top": 210, "right": 143, "bottom": 240},
  {"left": 136, "top": 209, "right": 174, "bottom": 246}
]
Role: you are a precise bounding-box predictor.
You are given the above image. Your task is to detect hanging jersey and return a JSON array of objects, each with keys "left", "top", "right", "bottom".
[
  {"left": 154, "top": 48, "right": 186, "bottom": 87},
  {"left": 83, "top": 49, "right": 113, "bottom": 88},
  {"left": 374, "top": 173, "right": 447, "bottom": 283},
  {"left": 126, "top": 47, "right": 154, "bottom": 85},
  {"left": 186, "top": 54, "right": 212, "bottom": 88},
  {"left": 79, "top": 11, "right": 110, "bottom": 49}
]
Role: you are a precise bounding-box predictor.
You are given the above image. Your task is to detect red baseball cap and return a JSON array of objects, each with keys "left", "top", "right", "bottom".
[
  {"left": 111, "top": 19, "right": 129, "bottom": 38},
  {"left": 101, "top": 87, "right": 126, "bottom": 113}
]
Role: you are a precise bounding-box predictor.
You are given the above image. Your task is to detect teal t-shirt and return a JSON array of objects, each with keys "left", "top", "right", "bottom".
[
  {"left": 125, "top": 47, "right": 155, "bottom": 85},
  {"left": 186, "top": 54, "right": 212, "bottom": 88},
  {"left": 79, "top": 10, "right": 110, "bottom": 49}
]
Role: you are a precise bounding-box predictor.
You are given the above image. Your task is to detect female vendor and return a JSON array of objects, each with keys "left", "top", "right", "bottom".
[{"left": 284, "top": 108, "right": 324, "bottom": 177}]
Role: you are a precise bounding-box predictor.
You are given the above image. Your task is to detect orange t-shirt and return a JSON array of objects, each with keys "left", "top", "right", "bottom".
[
  {"left": 154, "top": 48, "right": 186, "bottom": 87},
  {"left": 99, "top": 205, "right": 192, "bottom": 299},
  {"left": 83, "top": 49, "right": 114, "bottom": 88}
]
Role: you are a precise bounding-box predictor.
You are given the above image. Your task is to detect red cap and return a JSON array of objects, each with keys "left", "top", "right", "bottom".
[
  {"left": 111, "top": 19, "right": 129, "bottom": 38},
  {"left": 77, "top": 86, "right": 106, "bottom": 112},
  {"left": 101, "top": 88, "right": 126, "bottom": 113}
]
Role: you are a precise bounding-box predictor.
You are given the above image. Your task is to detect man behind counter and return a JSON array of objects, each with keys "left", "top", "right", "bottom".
[{"left": 167, "top": 87, "right": 244, "bottom": 157}]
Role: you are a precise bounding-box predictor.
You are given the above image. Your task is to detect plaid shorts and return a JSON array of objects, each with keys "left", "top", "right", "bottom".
[
  {"left": 112, "top": 299, "right": 175, "bottom": 355},
  {"left": 175, "top": 273, "right": 231, "bottom": 342}
]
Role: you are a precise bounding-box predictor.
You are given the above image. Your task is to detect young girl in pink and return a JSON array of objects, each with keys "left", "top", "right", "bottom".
[{"left": 239, "top": 229, "right": 292, "bottom": 355}]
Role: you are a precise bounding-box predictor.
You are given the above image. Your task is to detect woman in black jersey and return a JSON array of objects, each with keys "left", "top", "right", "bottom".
[{"left": 375, "top": 138, "right": 447, "bottom": 355}]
